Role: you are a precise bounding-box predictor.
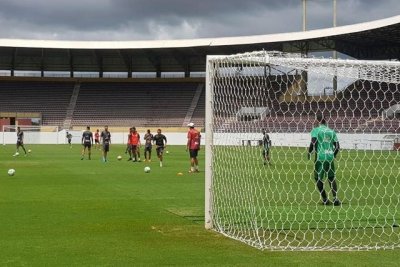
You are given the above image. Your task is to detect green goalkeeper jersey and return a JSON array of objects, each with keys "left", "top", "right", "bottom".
[{"left": 310, "top": 124, "right": 338, "bottom": 161}]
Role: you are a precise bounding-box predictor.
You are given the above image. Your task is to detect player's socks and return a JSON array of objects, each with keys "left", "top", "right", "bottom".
[
  {"left": 160, "top": 161, "right": 163, "bottom": 167},
  {"left": 316, "top": 180, "right": 329, "bottom": 204}
]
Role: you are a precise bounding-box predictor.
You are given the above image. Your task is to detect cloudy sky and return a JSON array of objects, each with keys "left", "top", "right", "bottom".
[{"left": 0, "top": 0, "right": 399, "bottom": 41}]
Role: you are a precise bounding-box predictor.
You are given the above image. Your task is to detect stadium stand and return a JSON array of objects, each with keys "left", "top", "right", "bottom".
[
  {"left": 71, "top": 81, "right": 205, "bottom": 127},
  {"left": 0, "top": 79, "right": 206, "bottom": 129},
  {"left": 0, "top": 81, "right": 74, "bottom": 127},
  {"left": 214, "top": 78, "right": 399, "bottom": 134},
  {"left": 0, "top": 77, "right": 397, "bottom": 133}
]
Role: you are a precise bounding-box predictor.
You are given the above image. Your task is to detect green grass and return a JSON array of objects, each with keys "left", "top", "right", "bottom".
[
  {"left": 0, "top": 144, "right": 399, "bottom": 266},
  {"left": 213, "top": 146, "right": 400, "bottom": 249}
]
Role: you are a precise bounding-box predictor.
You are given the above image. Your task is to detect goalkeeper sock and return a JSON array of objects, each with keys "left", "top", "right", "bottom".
[
  {"left": 328, "top": 177, "right": 338, "bottom": 200},
  {"left": 317, "top": 180, "right": 328, "bottom": 202}
]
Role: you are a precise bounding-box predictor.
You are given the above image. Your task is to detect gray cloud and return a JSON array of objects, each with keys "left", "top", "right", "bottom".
[{"left": 0, "top": 0, "right": 398, "bottom": 40}]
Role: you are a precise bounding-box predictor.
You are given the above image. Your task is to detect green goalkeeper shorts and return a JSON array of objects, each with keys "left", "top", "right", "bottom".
[{"left": 314, "top": 160, "right": 335, "bottom": 181}]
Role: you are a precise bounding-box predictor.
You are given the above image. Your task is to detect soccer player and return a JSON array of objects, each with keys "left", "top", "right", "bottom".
[
  {"left": 262, "top": 129, "right": 272, "bottom": 165},
  {"left": 308, "top": 114, "right": 341, "bottom": 206},
  {"left": 153, "top": 128, "right": 167, "bottom": 167},
  {"left": 186, "top": 122, "right": 201, "bottom": 173},
  {"left": 94, "top": 129, "right": 100, "bottom": 150},
  {"left": 14, "top": 127, "right": 27, "bottom": 156},
  {"left": 130, "top": 127, "right": 141, "bottom": 162},
  {"left": 126, "top": 127, "right": 133, "bottom": 161},
  {"left": 100, "top": 125, "right": 111, "bottom": 162},
  {"left": 143, "top": 129, "right": 154, "bottom": 162},
  {"left": 81, "top": 126, "right": 93, "bottom": 160},
  {"left": 66, "top": 131, "right": 73, "bottom": 148}
]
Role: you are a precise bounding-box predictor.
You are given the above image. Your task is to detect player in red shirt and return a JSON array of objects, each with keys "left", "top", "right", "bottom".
[
  {"left": 130, "top": 127, "right": 141, "bottom": 162},
  {"left": 94, "top": 129, "right": 100, "bottom": 150},
  {"left": 186, "top": 122, "right": 201, "bottom": 173},
  {"left": 126, "top": 127, "right": 133, "bottom": 161}
]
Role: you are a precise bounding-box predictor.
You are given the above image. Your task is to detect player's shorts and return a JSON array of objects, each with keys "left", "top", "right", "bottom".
[
  {"left": 95, "top": 139, "right": 99, "bottom": 144},
  {"left": 17, "top": 141, "right": 23, "bottom": 146},
  {"left": 189, "top": 149, "right": 199, "bottom": 158},
  {"left": 156, "top": 146, "right": 164, "bottom": 156},
  {"left": 145, "top": 145, "right": 152, "bottom": 152},
  {"left": 83, "top": 142, "right": 91, "bottom": 148},
  {"left": 103, "top": 143, "right": 110, "bottom": 152},
  {"left": 314, "top": 160, "right": 335, "bottom": 181}
]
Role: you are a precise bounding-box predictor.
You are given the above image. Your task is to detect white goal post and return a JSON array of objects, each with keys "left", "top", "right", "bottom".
[
  {"left": 205, "top": 51, "right": 400, "bottom": 251},
  {"left": 2, "top": 125, "right": 61, "bottom": 145}
]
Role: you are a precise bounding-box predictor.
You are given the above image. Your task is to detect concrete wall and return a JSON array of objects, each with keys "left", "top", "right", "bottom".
[
  {"left": 214, "top": 132, "right": 397, "bottom": 150},
  {"left": 2, "top": 130, "right": 397, "bottom": 150},
  {"left": 2, "top": 130, "right": 197, "bottom": 146}
]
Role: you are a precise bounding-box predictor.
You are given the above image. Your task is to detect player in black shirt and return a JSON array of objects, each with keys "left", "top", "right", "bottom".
[
  {"left": 143, "top": 129, "right": 153, "bottom": 162},
  {"left": 14, "top": 127, "right": 27, "bottom": 156},
  {"left": 100, "top": 126, "right": 111, "bottom": 162},
  {"left": 81, "top": 126, "right": 93, "bottom": 160},
  {"left": 153, "top": 129, "right": 167, "bottom": 167},
  {"left": 66, "top": 132, "right": 73, "bottom": 148},
  {"left": 262, "top": 129, "right": 272, "bottom": 165}
]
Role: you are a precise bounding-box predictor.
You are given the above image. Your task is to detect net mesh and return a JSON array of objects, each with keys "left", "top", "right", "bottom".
[{"left": 206, "top": 51, "right": 400, "bottom": 250}]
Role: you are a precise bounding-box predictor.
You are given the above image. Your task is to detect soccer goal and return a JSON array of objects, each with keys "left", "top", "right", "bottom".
[
  {"left": 2, "top": 125, "right": 61, "bottom": 145},
  {"left": 205, "top": 51, "right": 400, "bottom": 250}
]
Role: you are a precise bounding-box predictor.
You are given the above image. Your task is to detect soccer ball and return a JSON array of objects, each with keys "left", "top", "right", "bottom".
[
  {"left": 166, "top": 151, "right": 169, "bottom": 154},
  {"left": 28, "top": 149, "right": 31, "bottom": 153},
  {"left": 117, "top": 155, "right": 122, "bottom": 161},
  {"left": 144, "top": 166, "right": 151, "bottom": 173},
  {"left": 14, "top": 152, "right": 20, "bottom": 156},
  {"left": 8, "top": 169, "right": 15, "bottom": 176}
]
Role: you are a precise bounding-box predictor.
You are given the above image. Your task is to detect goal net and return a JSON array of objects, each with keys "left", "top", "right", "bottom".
[
  {"left": 2, "top": 125, "right": 60, "bottom": 145},
  {"left": 205, "top": 51, "right": 400, "bottom": 250}
]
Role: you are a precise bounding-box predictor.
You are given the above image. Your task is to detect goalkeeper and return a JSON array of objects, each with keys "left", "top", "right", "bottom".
[{"left": 308, "top": 114, "right": 341, "bottom": 206}]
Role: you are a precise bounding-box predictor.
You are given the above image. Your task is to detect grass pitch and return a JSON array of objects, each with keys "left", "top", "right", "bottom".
[{"left": 0, "top": 144, "right": 399, "bottom": 266}]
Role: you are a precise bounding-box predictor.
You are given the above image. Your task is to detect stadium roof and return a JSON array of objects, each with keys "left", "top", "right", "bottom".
[{"left": 0, "top": 15, "right": 399, "bottom": 75}]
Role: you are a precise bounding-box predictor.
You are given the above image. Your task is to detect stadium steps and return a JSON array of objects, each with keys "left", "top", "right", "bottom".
[
  {"left": 63, "top": 82, "right": 81, "bottom": 129},
  {"left": 182, "top": 83, "right": 204, "bottom": 127}
]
